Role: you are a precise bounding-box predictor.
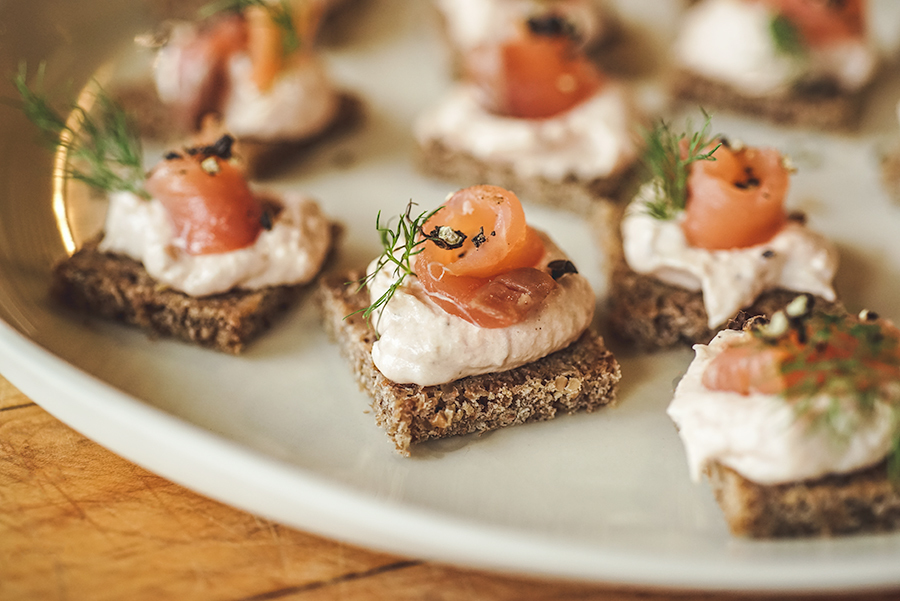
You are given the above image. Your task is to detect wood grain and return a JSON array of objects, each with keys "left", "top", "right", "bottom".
[{"left": 2, "top": 374, "right": 900, "bottom": 601}]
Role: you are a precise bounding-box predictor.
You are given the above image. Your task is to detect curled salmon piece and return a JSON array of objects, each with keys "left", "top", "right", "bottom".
[
  {"left": 682, "top": 142, "right": 789, "bottom": 250},
  {"left": 763, "top": 0, "right": 865, "bottom": 46},
  {"left": 702, "top": 343, "right": 788, "bottom": 395},
  {"left": 465, "top": 15, "right": 605, "bottom": 119},
  {"left": 145, "top": 138, "right": 263, "bottom": 256},
  {"left": 415, "top": 185, "right": 556, "bottom": 328},
  {"left": 167, "top": 14, "right": 249, "bottom": 131},
  {"left": 703, "top": 312, "right": 900, "bottom": 397}
]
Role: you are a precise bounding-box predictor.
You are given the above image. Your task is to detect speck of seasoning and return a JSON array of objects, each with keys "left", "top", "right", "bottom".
[
  {"left": 458, "top": 252, "right": 466, "bottom": 259},
  {"left": 164, "top": 151, "right": 182, "bottom": 160},
  {"left": 426, "top": 225, "right": 467, "bottom": 250},
  {"left": 762, "top": 249, "right": 776, "bottom": 259},
  {"left": 787, "top": 211, "right": 807, "bottom": 224},
  {"left": 185, "top": 134, "right": 235, "bottom": 160},
  {"left": 719, "top": 136, "right": 731, "bottom": 148},
  {"left": 859, "top": 309, "right": 880, "bottom": 322},
  {"left": 259, "top": 210, "right": 273, "bottom": 231},
  {"left": 756, "top": 310, "right": 789, "bottom": 340},
  {"left": 781, "top": 154, "right": 798, "bottom": 173},
  {"left": 526, "top": 14, "right": 576, "bottom": 39},
  {"left": 491, "top": 230, "right": 496, "bottom": 236},
  {"left": 548, "top": 259, "right": 578, "bottom": 280},
  {"left": 786, "top": 294, "right": 812, "bottom": 318},
  {"left": 471, "top": 227, "right": 487, "bottom": 248},
  {"left": 200, "top": 156, "right": 220, "bottom": 175}
]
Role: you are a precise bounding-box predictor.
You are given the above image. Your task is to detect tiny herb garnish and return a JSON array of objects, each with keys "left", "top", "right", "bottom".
[
  {"left": 770, "top": 14, "right": 806, "bottom": 57},
  {"left": 641, "top": 112, "right": 721, "bottom": 220},
  {"left": 12, "top": 62, "right": 149, "bottom": 199},
  {"left": 347, "top": 202, "right": 443, "bottom": 327},
  {"left": 747, "top": 304, "right": 900, "bottom": 480},
  {"left": 199, "top": 0, "right": 302, "bottom": 55},
  {"left": 424, "top": 225, "right": 466, "bottom": 250}
]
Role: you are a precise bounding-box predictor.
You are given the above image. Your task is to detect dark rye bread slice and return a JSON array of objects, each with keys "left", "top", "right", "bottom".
[
  {"left": 416, "top": 138, "right": 635, "bottom": 215},
  {"left": 608, "top": 259, "right": 843, "bottom": 350},
  {"left": 114, "top": 82, "right": 363, "bottom": 179},
  {"left": 594, "top": 203, "right": 843, "bottom": 350},
  {"left": 53, "top": 240, "right": 316, "bottom": 354},
  {"left": 672, "top": 68, "right": 865, "bottom": 130},
  {"left": 316, "top": 271, "right": 621, "bottom": 454},
  {"left": 708, "top": 460, "right": 900, "bottom": 538}
]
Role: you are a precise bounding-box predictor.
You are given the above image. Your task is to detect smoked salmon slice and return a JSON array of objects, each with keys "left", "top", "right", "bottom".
[
  {"left": 145, "top": 139, "right": 263, "bottom": 256},
  {"left": 682, "top": 142, "right": 789, "bottom": 250},
  {"left": 415, "top": 185, "right": 556, "bottom": 328},
  {"left": 465, "top": 15, "right": 605, "bottom": 119}
]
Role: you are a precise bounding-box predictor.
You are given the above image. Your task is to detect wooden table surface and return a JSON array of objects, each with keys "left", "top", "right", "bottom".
[{"left": 1, "top": 374, "right": 898, "bottom": 601}]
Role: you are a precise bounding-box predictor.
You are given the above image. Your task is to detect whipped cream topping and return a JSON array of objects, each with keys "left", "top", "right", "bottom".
[
  {"left": 99, "top": 189, "right": 331, "bottom": 297},
  {"left": 622, "top": 182, "right": 838, "bottom": 328},
  {"left": 415, "top": 83, "right": 638, "bottom": 183},
  {"left": 668, "top": 329, "right": 896, "bottom": 485},
  {"left": 675, "top": 0, "right": 878, "bottom": 96},
  {"left": 367, "top": 234, "right": 594, "bottom": 386}
]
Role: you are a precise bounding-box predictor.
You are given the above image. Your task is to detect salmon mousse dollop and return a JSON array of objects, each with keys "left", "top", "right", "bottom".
[
  {"left": 668, "top": 299, "right": 900, "bottom": 485},
  {"left": 360, "top": 185, "right": 594, "bottom": 386},
  {"left": 99, "top": 136, "right": 332, "bottom": 296},
  {"left": 622, "top": 121, "right": 838, "bottom": 329},
  {"left": 152, "top": 1, "right": 339, "bottom": 141},
  {"left": 414, "top": 11, "right": 638, "bottom": 185},
  {"left": 675, "top": 0, "right": 878, "bottom": 97}
]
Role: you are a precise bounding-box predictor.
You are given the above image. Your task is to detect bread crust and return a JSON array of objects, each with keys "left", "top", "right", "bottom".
[
  {"left": 672, "top": 68, "right": 865, "bottom": 130},
  {"left": 416, "top": 138, "right": 634, "bottom": 215},
  {"left": 53, "top": 239, "right": 328, "bottom": 354},
  {"left": 316, "top": 270, "right": 621, "bottom": 454},
  {"left": 708, "top": 461, "right": 900, "bottom": 538}
]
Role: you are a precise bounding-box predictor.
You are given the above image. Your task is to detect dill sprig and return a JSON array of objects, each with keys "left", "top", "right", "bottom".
[
  {"left": 770, "top": 14, "right": 806, "bottom": 57},
  {"left": 347, "top": 202, "right": 443, "bottom": 328},
  {"left": 12, "top": 62, "right": 148, "bottom": 199},
  {"left": 751, "top": 309, "right": 900, "bottom": 480},
  {"left": 641, "top": 112, "right": 721, "bottom": 220},
  {"left": 199, "top": 0, "right": 302, "bottom": 55}
]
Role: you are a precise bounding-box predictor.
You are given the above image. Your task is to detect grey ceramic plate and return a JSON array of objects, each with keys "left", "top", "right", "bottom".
[{"left": 2, "top": 0, "right": 900, "bottom": 592}]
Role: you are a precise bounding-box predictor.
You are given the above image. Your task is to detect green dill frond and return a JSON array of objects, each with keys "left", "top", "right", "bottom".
[
  {"left": 199, "top": 0, "right": 301, "bottom": 55},
  {"left": 13, "top": 62, "right": 148, "bottom": 198},
  {"left": 770, "top": 14, "right": 806, "bottom": 57},
  {"left": 640, "top": 111, "right": 721, "bottom": 220},
  {"left": 762, "top": 309, "right": 900, "bottom": 481},
  {"left": 346, "top": 202, "right": 443, "bottom": 330}
]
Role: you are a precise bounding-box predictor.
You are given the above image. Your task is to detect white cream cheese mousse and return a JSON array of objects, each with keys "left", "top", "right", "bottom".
[
  {"left": 154, "top": 21, "right": 340, "bottom": 141},
  {"left": 414, "top": 82, "right": 638, "bottom": 183},
  {"left": 99, "top": 190, "right": 332, "bottom": 297},
  {"left": 675, "top": 0, "right": 878, "bottom": 97},
  {"left": 367, "top": 236, "right": 594, "bottom": 387},
  {"left": 668, "top": 329, "right": 895, "bottom": 485},
  {"left": 622, "top": 181, "right": 838, "bottom": 329},
  {"left": 221, "top": 53, "right": 339, "bottom": 141},
  {"left": 436, "top": 0, "right": 605, "bottom": 54}
]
